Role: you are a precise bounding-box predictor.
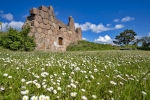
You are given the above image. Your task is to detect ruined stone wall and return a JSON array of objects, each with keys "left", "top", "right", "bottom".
[{"left": 23, "top": 5, "right": 82, "bottom": 52}]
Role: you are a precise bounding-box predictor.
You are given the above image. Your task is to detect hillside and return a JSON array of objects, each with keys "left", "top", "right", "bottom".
[{"left": 66, "top": 40, "right": 120, "bottom": 51}]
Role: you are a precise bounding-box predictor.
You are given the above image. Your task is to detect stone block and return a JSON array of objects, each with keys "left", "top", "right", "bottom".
[
  {"left": 30, "top": 26, "right": 37, "bottom": 33},
  {"left": 48, "top": 6, "right": 54, "bottom": 13},
  {"left": 48, "top": 30, "right": 52, "bottom": 35},
  {"left": 39, "top": 43, "right": 45, "bottom": 50},
  {"left": 44, "top": 12, "right": 49, "bottom": 19},
  {"left": 39, "top": 23, "right": 44, "bottom": 29},
  {"left": 38, "top": 6, "right": 48, "bottom": 12},
  {"left": 37, "top": 28, "right": 42, "bottom": 33},
  {"left": 39, "top": 10, "right": 45, "bottom": 18},
  {"left": 49, "top": 21, "right": 52, "bottom": 25},
  {"left": 30, "top": 8, "right": 39, "bottom": 15},
  {"left": 43, "top": 18, "right": 49, "bottom": 25},
  {"left": 44, "top": 29, "right": 48, "bottom": 35},
  {"left": 34, "top": 32, "right": 40, "bottom": 39},
  {"left": 40, "top": 33, "right": 45, "bottom": 38},
  {"left": 31, "top": 20, "right": 39, "bottom": 28},
  {"left": 60, "top": 28, "right": 66, "bottom": 32},
  {"left": 51, "top": 26, "right": 55, "bottom": 32},
  {"left": 46, "top": 44, "right": 51, "bottom": 49},
  {"left": 46, "top": 24, "right": 50, "bottom": 30},
  {"left": 28, "top": 32, "right": 34, "bottom": 37},
  {"left": 48, "top": 10, "right": 53, "bottom": 16},
  {"left": 52, "top": 23, "right": 56, "bottom": 28},
  {"left": 49, "top": 16, "right": 54, "bottom": 22},
  {"left": 33, "top": 15, "right": 42, "bottom": 23}
]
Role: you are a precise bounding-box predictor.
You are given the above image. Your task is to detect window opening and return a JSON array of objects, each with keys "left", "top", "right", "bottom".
[{"left": 58, "top": 37, "right": 63, "bottom": 45}]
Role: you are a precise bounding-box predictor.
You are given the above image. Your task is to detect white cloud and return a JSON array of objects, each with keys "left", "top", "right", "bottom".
[
  {"left": 114, "top": 19, "right": 119, "bottom": 22},
  {"left": 75, "top": 22, "right": 91, "bottom": 31},
  {"left": 55, "top": 11, "right": 59, "bottom": 15},
  {"left": 0, "top": 12, "right": 13, "bottom": 21},
  {"left": 1, "top": 21, "right": 24, "bottom": 31},
  {"left": 121, "top": 16, "right": 134, "bottom": 22},
  {"left": 148, "top": 32, "right": 150, "bottom": 37},
  {"left": 75, "top": 22, "right": 124, "bottom": 33},
  {"left": 114, "top": 24, "right": 124, "bottom": 29},
  {"left": 107, "top": 24, "right": 111, "bottom": 26},
  {"left": 95, "top": 35, "right": 112, "bottom": 44},
  {"left": 22, "top": 14, "right": 28, "bottom": 18},
  {"left": 82, "top": 37, "right": 87, "bottom": 40}
]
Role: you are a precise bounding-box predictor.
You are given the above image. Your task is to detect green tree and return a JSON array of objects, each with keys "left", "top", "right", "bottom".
[
  {"left": 113, "top": 29, "right": 137, "bottom": 46},
  {"left": 135, "top": 36, "right": 150, "bottom": 47}
]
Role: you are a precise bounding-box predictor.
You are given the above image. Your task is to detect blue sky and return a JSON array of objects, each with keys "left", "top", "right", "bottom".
[{"left": 0, "top": 0, "right": 150, "bottom": 43}]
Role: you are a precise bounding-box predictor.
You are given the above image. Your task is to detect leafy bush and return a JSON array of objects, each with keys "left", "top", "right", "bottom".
[{"left": 0, "top": 26, "right": 36, "bottom": 51}]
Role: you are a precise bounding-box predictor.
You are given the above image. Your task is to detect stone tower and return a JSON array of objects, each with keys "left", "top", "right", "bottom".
[{"left": 23, "top": 5, "right": 82, "bottom": 52}]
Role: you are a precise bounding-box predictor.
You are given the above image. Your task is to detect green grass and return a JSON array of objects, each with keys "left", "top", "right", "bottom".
[
  {"left": 0, "top": 47, "right": 150, "bottom": 100},
  {"left": 66, "top": 40, "right": 121, "bottom": 51}
]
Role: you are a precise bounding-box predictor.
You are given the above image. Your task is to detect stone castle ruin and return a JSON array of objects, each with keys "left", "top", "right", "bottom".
[{"left": 23, "top": 5, "right": 82, "bottom": 52}]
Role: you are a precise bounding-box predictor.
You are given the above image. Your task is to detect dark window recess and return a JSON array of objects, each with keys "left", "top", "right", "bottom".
[
  {"left": 59, "top": 26, "right": 62, "bottom": 30},
  {"left": 58, "top": 37, "right": 63, "bottom": 45}
]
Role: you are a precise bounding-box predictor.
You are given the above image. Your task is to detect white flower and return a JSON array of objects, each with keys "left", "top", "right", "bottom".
[
  {"left": 92, "top": 95, "right": 97, "bottom": 99},
  {"left": 35, "top": 83, "right": 41, "bottom": 88},
  {"left": 21, "top": 78, "right": 26, "bottom": 82},
  {"left": 71, "top": 71, "right": 75, "bottom": 74},
  {"left": 110, "top": 81, "right": 117, "bottom": 85},
  {"left": 89, "top": 71, "right": 92, "bottom": 74},
  {"left": 97, "top": 82, "right": 100, "bottom": 85},
  {"left": 53, "top": 89, "right": 57, "bottom": 94},
  {"left": 16, "top": 67, "right": 19, "bottom": 69},
  {"left": 142, "top": 91, "right": 147, "bottom": 95},
  {"left": 30, "top": 96, "right": 38, "bottom": 100},
  {"left": 67, "top": 85, "right": 71, "bottom": 88},
  {"left": 81, "top": 88, "right": 86, "bottom": 92},
  {"left": 70, "top": 83, "right": 76, "bottom": 88},
  {"left": 43, "top": 84, "right": 47, "bottom": 89},
  {"left": 74, "top": 67, "right": 80, "bottom": 71},
  {"left": 41, "top": 72, "right": 49, "bottom": 77},
  {"left": 3, "top": 73, "right": 8, "bottom": 77},
  {"left": 20, "top": 90, "right": 29, "bottom": 95},
  {"left": 111, "top": 98, "right": 114, "bottom": 100},
  {"left": 54, "top": 74, "right": 57, "bottom": 76},
  {"left": 26, "top": 81, "right": 33, "bottom": 84},
  {"left": 119, "top": 82, "right": 124, "bottom": 85},
  {"left": 47, "top": 87, "right": 54, "bottom": 92},
  {"left": 21, "top": 86, "right": 26, "bottom": 89},
  {"left": 70, "top": 92, "right": 77, "bottom": 97},
  {"left": 90, "top": 75, "right": 94, "bottom": 79},
  {"left": 8, "top": 76, "right": 12, "bottom": 78},
  {"left": 22, "top": 95, "right": 29, "bottom": 100},
  {"left": 56, "top": 80, "right": 60, "bottom": 83},
  {"left": 94, "top": 68, "right": 98, "bottom": 72},
  {"left": 82, "top": 96, "right": 88, "bottom": 100},
  {"left": 39, "top": 95, "right": 45, "bottom": 100},
  {"left": 45, "top": 96, "right": 50, "bottom": 100},
  {"left": 108, "top": 90, "right": 113, "bottom": 93},
  {"left": 0, "top": 86, "right": 5, "bottom": 91},
  {"left": 57, "top": 87, "right": 61, "bottom": 91}
]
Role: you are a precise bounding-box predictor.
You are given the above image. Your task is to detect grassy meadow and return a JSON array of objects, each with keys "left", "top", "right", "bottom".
[{"left": 0, "top": 47, "right": 150, "bottom": 100}]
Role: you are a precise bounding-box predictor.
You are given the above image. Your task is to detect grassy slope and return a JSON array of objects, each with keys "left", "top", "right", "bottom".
[{"left": 66, "top": 40, "right": 120, "bottom": 51}]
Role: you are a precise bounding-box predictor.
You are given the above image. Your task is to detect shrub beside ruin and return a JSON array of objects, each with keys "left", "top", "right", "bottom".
[{"left": 0, "top": 26, "right": 36, "bottom": 51}]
